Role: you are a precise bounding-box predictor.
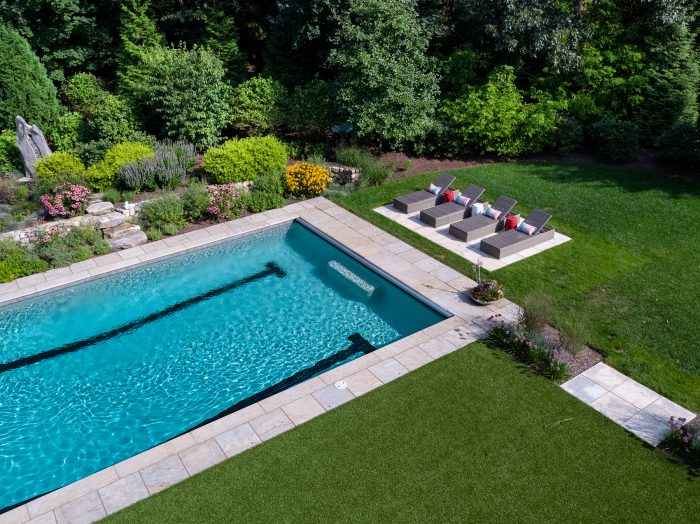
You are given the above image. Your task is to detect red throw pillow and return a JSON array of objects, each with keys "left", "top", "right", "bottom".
[
  {"left": 504, "top": 215, "right": 518, "bottom": 231},
  {"left": 443, "top": 189, "right": 455, "bottom": 203}
]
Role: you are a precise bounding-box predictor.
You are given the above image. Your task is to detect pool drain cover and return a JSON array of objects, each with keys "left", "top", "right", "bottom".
[{"left": 335, "top": 380, "right": 347, "bottom": 390}]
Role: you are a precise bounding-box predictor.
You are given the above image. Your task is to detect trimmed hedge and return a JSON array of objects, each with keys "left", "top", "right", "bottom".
[{"left": 203, "top": 136, "right": 287, "bottom": 184}]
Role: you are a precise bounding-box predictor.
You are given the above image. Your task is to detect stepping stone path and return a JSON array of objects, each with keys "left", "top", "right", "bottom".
[{"left": 561, "top": 362, "right": 695, "bottom": 445}]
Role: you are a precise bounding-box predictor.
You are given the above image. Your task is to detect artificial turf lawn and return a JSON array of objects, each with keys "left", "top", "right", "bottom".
[
  {"left": 330, "top": 161, "right": 700, "bottom": 411},
  {"left": 106, "top": 344, "right": 699, "bottom": 523}
]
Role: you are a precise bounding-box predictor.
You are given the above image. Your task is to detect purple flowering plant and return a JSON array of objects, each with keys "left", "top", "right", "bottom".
[{"left": 205, "top": 184, "right": 246, "bottom": 221}]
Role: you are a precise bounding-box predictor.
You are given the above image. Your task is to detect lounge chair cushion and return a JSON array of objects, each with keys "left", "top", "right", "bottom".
[
  {"left": 484, "top": 207, "right": 502, "bottom": 220},
  {"left": 471, "top": 202, "right": 485, "bottom": 215},
  {"left": 517, "top": 222, "right": 536, "bottom": 235},
  {"left": 428, "top": 183, "right": 441, "bottom": 195}
]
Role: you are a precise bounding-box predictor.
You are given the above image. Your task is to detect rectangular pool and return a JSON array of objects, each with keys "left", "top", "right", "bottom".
[{"left": 0, "top": 220, "right": 446, "bottom": 510}]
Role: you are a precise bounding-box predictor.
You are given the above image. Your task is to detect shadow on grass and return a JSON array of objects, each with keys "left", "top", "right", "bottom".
[{"left": 519, "top": 160, "right": 700, "bottom": 199}]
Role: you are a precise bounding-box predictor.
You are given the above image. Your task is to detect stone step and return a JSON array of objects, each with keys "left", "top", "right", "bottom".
[
  {"left": 96, "top": 211, "right": 126, "bottom": 229},
  {"left": 103, "top": 222, "right": 141, "bottom": 240},
  {"left": 108, "top": 231, "right": 148, "bottom": 250},
  {"left": 86, "top": 201, "right": 114, "bottom": 216}
]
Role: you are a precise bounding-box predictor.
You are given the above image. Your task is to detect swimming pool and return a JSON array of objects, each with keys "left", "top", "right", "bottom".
[{"left": 0, "top": 220, "right": 446, "bottom": 510}]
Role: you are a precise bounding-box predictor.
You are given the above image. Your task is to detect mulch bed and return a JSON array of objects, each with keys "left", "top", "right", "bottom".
[
  {"left": 379, "top": 152, "right": 492, "bottom": 180},
  {"left": 540, "top": 324, "right": 603, "bottom": 378}
]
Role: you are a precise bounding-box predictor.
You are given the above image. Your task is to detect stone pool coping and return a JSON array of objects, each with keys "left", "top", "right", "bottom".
[{"left": 0, "top": 197, "right": 519, "bottom": 524}]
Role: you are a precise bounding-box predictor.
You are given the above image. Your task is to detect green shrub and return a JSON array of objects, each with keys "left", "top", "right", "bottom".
[
  {"left": 0, "top": 240, "right": 49, "bottom": 283},
  {"left": 33, "top": 227, "right": 110, "bottom": 268},
  {"left": 245, "top": 191, "right": 286, "bottom": 213},
  {"left": 86, "top": 142, "right": 154, "bottom": 190},
  {"left": 229, "top": 77, "right": 285, "bottom": 136},
  {"left": 180, "top": 181, "right": 210, "bottom": 221},
  {"left": 120, "top": 45, "right": 230, "bottom": 149},
  {"left": 0, "top": 129, "right": 22, "bottom": 173},
  {"left": 34, "top": 152, "right": 86, "bottom": 185},
  {"left": 548, "top": 116, "right": 584, "bottom": 154},
  {"left": 283, "top": 79, "right": 336, "bottom": 136},
  {"left": 659, "top": 123, "right": 699, "bottom": 164},
  {"left": 0, "top": 179, "right": 16, "bottom": 204},
  {"left": 558, "top": 320, "right": 586, "bottom": 356},
  {"left": 203, "top": 136, "right": 287, "bottom": 184},
  {"left": 74, "top": 139, "right": 113, "bottom": 166},
  {"left": 140, "top": 193, "right": 186, "bottom": 237},
  {"left": 253, "top": 170, "right": 285, "bottom": 196},
  {"left": 335, "top": 147, "right": 390, "bottom": 186},
  {"left": 518, "top": 293, "right": 553, "bottom": 336},
  {"left": 50, "top": 112, "right": 85, "bottom": 152},
  {"left": 63, "top": 73, "right": 138, "bottom": 143},
  {"left": 0, "top": 24, "right": 61, "bottom": 130},
  {"left": 443, "top": 66, "right": 562, "bottom": 156},
  {"left": 591, "top": 120, "right": 640, "bottom": 163}
]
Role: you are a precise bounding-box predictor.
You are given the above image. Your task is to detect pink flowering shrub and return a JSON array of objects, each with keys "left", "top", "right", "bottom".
[
  {"left": 470, "top": 279, "right": 504, "bottom": 303},
  {"left": 662, "top": 417, "right": 700, "bottom": 467},
  {"left": 40, "top": 183, "right": 90, "bottom": 219},
  {"left": 206, "top": 184, "right": 246, "bottom": 220}
]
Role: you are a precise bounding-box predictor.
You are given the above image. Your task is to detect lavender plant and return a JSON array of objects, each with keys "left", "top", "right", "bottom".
[{"left": 117, "top": 140, "right": 195, "bottom": 191}]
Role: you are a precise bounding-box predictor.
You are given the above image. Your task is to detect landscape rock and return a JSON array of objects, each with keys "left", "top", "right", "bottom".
[
  {"left": 103, "top": 223, "right": 141, "bottom": 240},
  {"left": 108, "top": 231, "right": 148, "bottom": 250},
  {"left": 96, "top": 212, "right": 126, "bottom": 229},
  {"left": 86, "top": 202, "right": 115, "bottom": 216},
  {"left": 327, "top": 164, "right": 360, "bottom": 185},
  {"left": 15, "top": 116, "right": 51, "bottom": 178}
]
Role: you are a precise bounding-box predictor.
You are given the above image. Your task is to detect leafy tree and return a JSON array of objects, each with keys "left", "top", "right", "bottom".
[
  {"left": 283, "top": 78, "right": 337, "bottom": 135},
  {"left": 0, "top": 0, "right": 121, "bottom": 82},
  {"left": 444, "top": 66, "right": 562, "bottom": 156},
  {"left": 63, "top": 73, "right": 138, "bottom": 143},
  {"left": 229, "top": 77, "right": 285, "bottom": 136},
  {"left": 202, "top": 6, "right": 247, "bottom": 85},
  {"left": 0, "top": 23, "right": 61, "bottom": 130},
  {"left": 329, "top": 0, "right": 439, "bottom": 148},
  {"left": 117, "top": 0, "right": 164, "bottom": 95},
  {"left": 122, "top": 45, "right": 230, "bottom": 148}
]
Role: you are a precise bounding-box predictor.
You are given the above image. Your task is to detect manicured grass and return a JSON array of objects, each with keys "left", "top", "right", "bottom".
[
  {"left": 106, "top": 344, "right": 699, "bottom": 523},
  {"left": 331, "top": 161, "right": 700, "bottom": 410}
]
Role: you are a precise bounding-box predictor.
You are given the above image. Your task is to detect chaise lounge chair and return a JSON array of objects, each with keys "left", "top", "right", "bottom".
[
  {"left": 392, "top": 173, "right": 456, "bottom": 214},
  {"left": 447, "top": 195, "right": 517, "bottom": 242},
  {"left": 479, "top": 209, "right": 554, "bottom": 259},
  {"left": 419, "top": 184, "right": 486, "bottom": 228}
]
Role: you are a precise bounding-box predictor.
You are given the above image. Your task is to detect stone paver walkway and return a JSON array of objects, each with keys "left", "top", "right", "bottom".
[
  {"left": 374, "top": 204, "right": 570, "bottom": 271},
  {"left": 561, "top": 363, "right": 695, "bottom": 445}
]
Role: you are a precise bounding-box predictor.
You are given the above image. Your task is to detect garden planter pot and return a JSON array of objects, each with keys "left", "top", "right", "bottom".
[{"left": 468, "top": 287, "right": 503, "bottom": 306}]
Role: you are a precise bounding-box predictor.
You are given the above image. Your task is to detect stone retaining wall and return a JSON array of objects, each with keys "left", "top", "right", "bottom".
[{"left": 327, "top": 164, "right": 360, "bottom": 185}]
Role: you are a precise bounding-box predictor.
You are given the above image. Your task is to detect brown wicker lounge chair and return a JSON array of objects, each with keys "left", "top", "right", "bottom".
[
  {"left": 479, "top": 209, "right": 554, "bottom": 259},
  {"left": 392, "top": 173, "right": 456, "bottom": 214},
  {"left": 447, "top": 195, "right": 517, "bottom": 242},
  {"left": 419, "top": 184, "right": 486, "bottom": 228}
]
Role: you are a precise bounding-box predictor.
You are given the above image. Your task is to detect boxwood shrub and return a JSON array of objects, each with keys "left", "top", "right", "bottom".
[
  {"left": 34, "top": 152, "right": 86, "bottom": 185},
  {"left": 85, "top": 142, "right": 154, "bottom": 190},
  {"left": 203, "top": 136, "right": 287, "bottom": 183}
]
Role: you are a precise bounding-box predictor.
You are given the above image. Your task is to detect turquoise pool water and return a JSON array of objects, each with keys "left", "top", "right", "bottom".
[{"left": 0, "top": 221, "right": 445, "bottom": 510}]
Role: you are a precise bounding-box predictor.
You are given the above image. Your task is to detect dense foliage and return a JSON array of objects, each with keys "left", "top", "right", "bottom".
[
  {"left": 203, "top": 136, "right": 287, "bottom": 183},
  {"left": 1, "top": 0, "right": 698, "bottom": 161},
  {"left": 0, "top": 24, "right": 61, "bottom": 130}
]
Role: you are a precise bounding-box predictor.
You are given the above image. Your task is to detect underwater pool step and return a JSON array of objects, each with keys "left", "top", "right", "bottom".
[{"left": 328, "top": 260, "right": 375, "bottom": 296}]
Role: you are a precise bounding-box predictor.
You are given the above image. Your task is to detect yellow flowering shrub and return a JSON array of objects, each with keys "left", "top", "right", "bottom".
[{"left": 285, "top": 161, "right": 331, "bottom": 197}]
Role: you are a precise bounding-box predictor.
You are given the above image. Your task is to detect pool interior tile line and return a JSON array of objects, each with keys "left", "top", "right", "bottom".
[{"left": 2, "top": 197, "right": 690, "bottom": 523}]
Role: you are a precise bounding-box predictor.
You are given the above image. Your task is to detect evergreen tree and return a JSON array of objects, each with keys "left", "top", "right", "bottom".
[
  {"left": 202, "top": 7, "right": 247, "bottom": 86},
  {"left": 0, "top": 23, "right": 61, "bottom": 130}
]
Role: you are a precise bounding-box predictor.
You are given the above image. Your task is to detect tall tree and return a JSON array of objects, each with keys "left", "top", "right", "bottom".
[
  {"left": 0, "top": 0, "right": 121, "bottom": 82},
  {"left": 329, "top": 0, "right": 439, "bottom": 148},
  {"left": 0, "top": 23, "right": 61, "bottom": 130}
]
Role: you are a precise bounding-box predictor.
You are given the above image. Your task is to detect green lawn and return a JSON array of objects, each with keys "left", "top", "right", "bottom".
[
  {"left": 331, "top": 161, "right": 700, "bottom": 411},
  {"left": 107, "top": 344, "right": 699, "bottom": 523}
]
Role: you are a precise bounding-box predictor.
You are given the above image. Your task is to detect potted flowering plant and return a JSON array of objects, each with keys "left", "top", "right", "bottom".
[{"left": 469, "top": 258, "right": 504, "bottom": 305}]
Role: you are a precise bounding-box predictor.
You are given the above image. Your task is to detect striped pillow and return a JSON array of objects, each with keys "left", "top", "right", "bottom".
[
  {"left": 517, "top": 222, "right": 536, "bottom": 235},
  {"left": 484, "top": 207, "right": 502, "bottom": 220},
  {"left": 454, "top": 194, "right": 470, "bottom": 207},
  {"left": 428, "top": 183, "right": 441, "bottom": 195}
]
